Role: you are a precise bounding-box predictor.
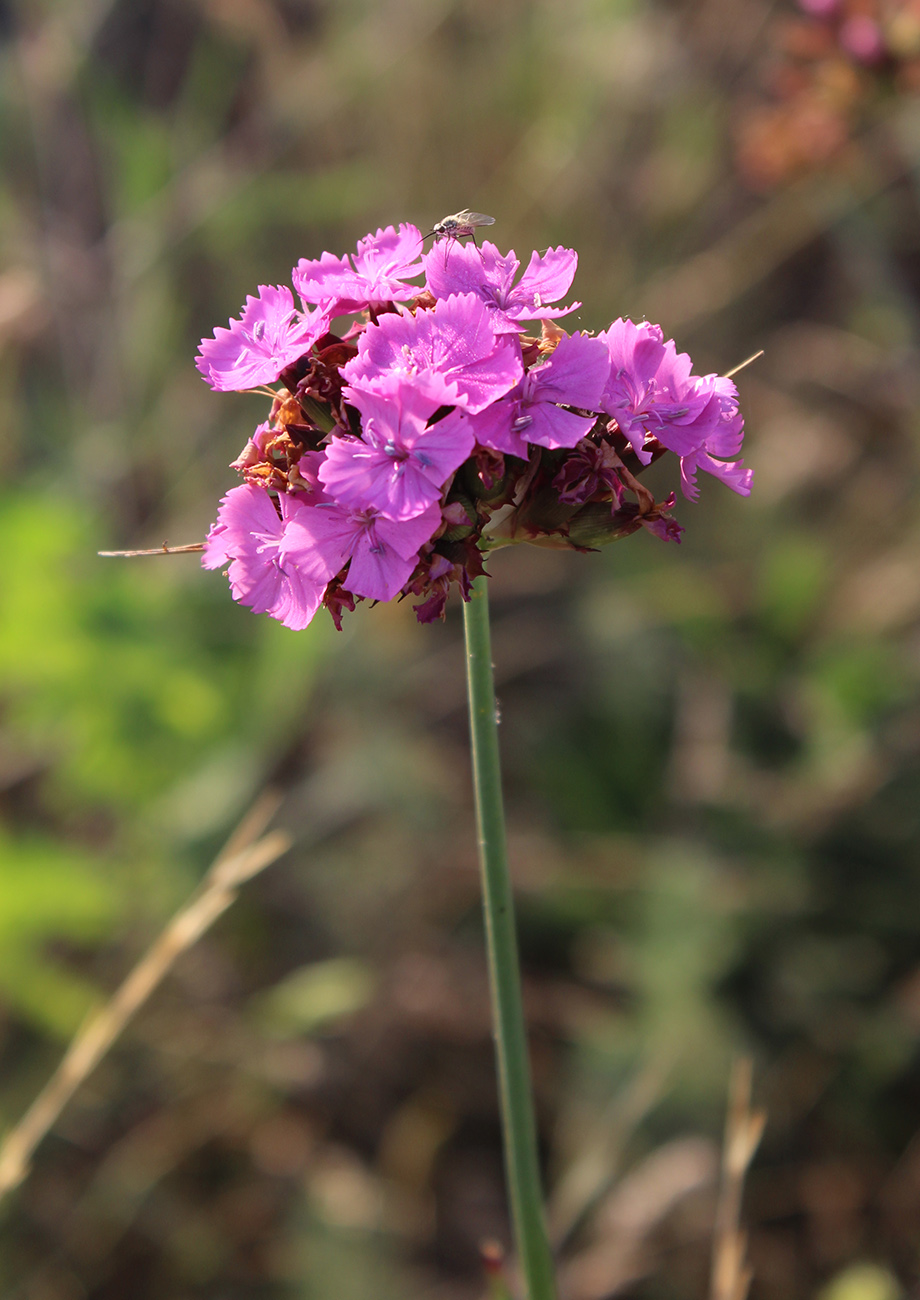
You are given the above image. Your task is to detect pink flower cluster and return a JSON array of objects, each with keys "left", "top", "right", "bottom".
[{"left": 197, "top": 222, "right": 752, "bottom": 630}]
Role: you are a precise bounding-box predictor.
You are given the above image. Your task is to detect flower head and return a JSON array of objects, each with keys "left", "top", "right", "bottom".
[{"left": 193, "top": 219, "right": 753, "bottom": 631}]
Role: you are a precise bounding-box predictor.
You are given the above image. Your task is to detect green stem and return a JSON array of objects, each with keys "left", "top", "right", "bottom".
[{"left": 462, "top": 574, "right": 558, "bottom": 1300}]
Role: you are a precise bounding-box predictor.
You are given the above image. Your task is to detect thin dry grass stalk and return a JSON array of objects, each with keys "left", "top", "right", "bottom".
[
  {"left": 0, "top": 791, "right": 291, "bottom": 1202},
  {"left": 709, "top": 1058, "right": 767, "bottom": 1300}
]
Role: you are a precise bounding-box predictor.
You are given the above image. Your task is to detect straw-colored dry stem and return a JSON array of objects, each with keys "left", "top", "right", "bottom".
[
  {"left": 0, "top": 792, "right": 290, "bottom": 1202},
  {"left": 709, "top": 1058, "right": 767, "bottom": 1300},
  {"left": 98, "top": 542, "right": 204, "bottom": 556}
]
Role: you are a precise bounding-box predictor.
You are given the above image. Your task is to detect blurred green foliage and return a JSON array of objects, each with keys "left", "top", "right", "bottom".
[
  {"left": 0, "top": 830, "right": 117, "bottom": 1034},
  {"left": 254, "top": 958, "right": 376, "bottom": 1038},
  {"left": 0, "top": 487, "right": 328, "bottom": 1033}
]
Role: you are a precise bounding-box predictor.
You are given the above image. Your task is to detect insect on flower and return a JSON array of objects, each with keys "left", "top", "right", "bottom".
[{"left": 423, "top": 210, "right": 496, "bottom": 246}]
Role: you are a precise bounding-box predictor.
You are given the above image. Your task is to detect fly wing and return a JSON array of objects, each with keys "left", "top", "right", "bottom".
[{"left": 423, "top": 210, "right": 496, "bottom": 240}]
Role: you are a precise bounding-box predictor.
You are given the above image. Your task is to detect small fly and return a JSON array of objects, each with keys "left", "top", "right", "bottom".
[{"left": 423, "top": 209, "right": 496, "bottom": 247}]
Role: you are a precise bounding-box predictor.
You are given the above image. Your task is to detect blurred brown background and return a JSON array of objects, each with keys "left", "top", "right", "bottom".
[{"left": 2, "top": 0, "right": 920, "bottom": 1297}]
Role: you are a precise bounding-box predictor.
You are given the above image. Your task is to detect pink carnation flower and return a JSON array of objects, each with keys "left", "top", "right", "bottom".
[
  {"left": 202, "top": 485, "right": 337, "bottom": 630},
  {"left": 468, "top": 332, "right": 609, "bottom": 457},
  {"left": 282, "top": 499, "right": 443, "bottom": 603},
  {"left": 203, "top": 482, "right": 443, "bottom": 626},
  {"left": 598, "top": 319, "right": 711, "bottom": 461},
  {"left": 599, "top": 320, "right": 721, "bottom": 458},
  {"left": 292, "top": 224, "right": 424, "bottom": 315},
  {"left": 599, "top": 319, "right": 752, "bottom": 498},
  {"left": 323, "top": 381, "right": 474, "bottom": 521},
  {"left": 196, "top": 286, "right": 329, "bottom": 392},
  {"left": 342, "top": 293, "right": 522, "bottom": 414},
  {"left": 424, "top": 240, "right": 581, "bottom": 333}
]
